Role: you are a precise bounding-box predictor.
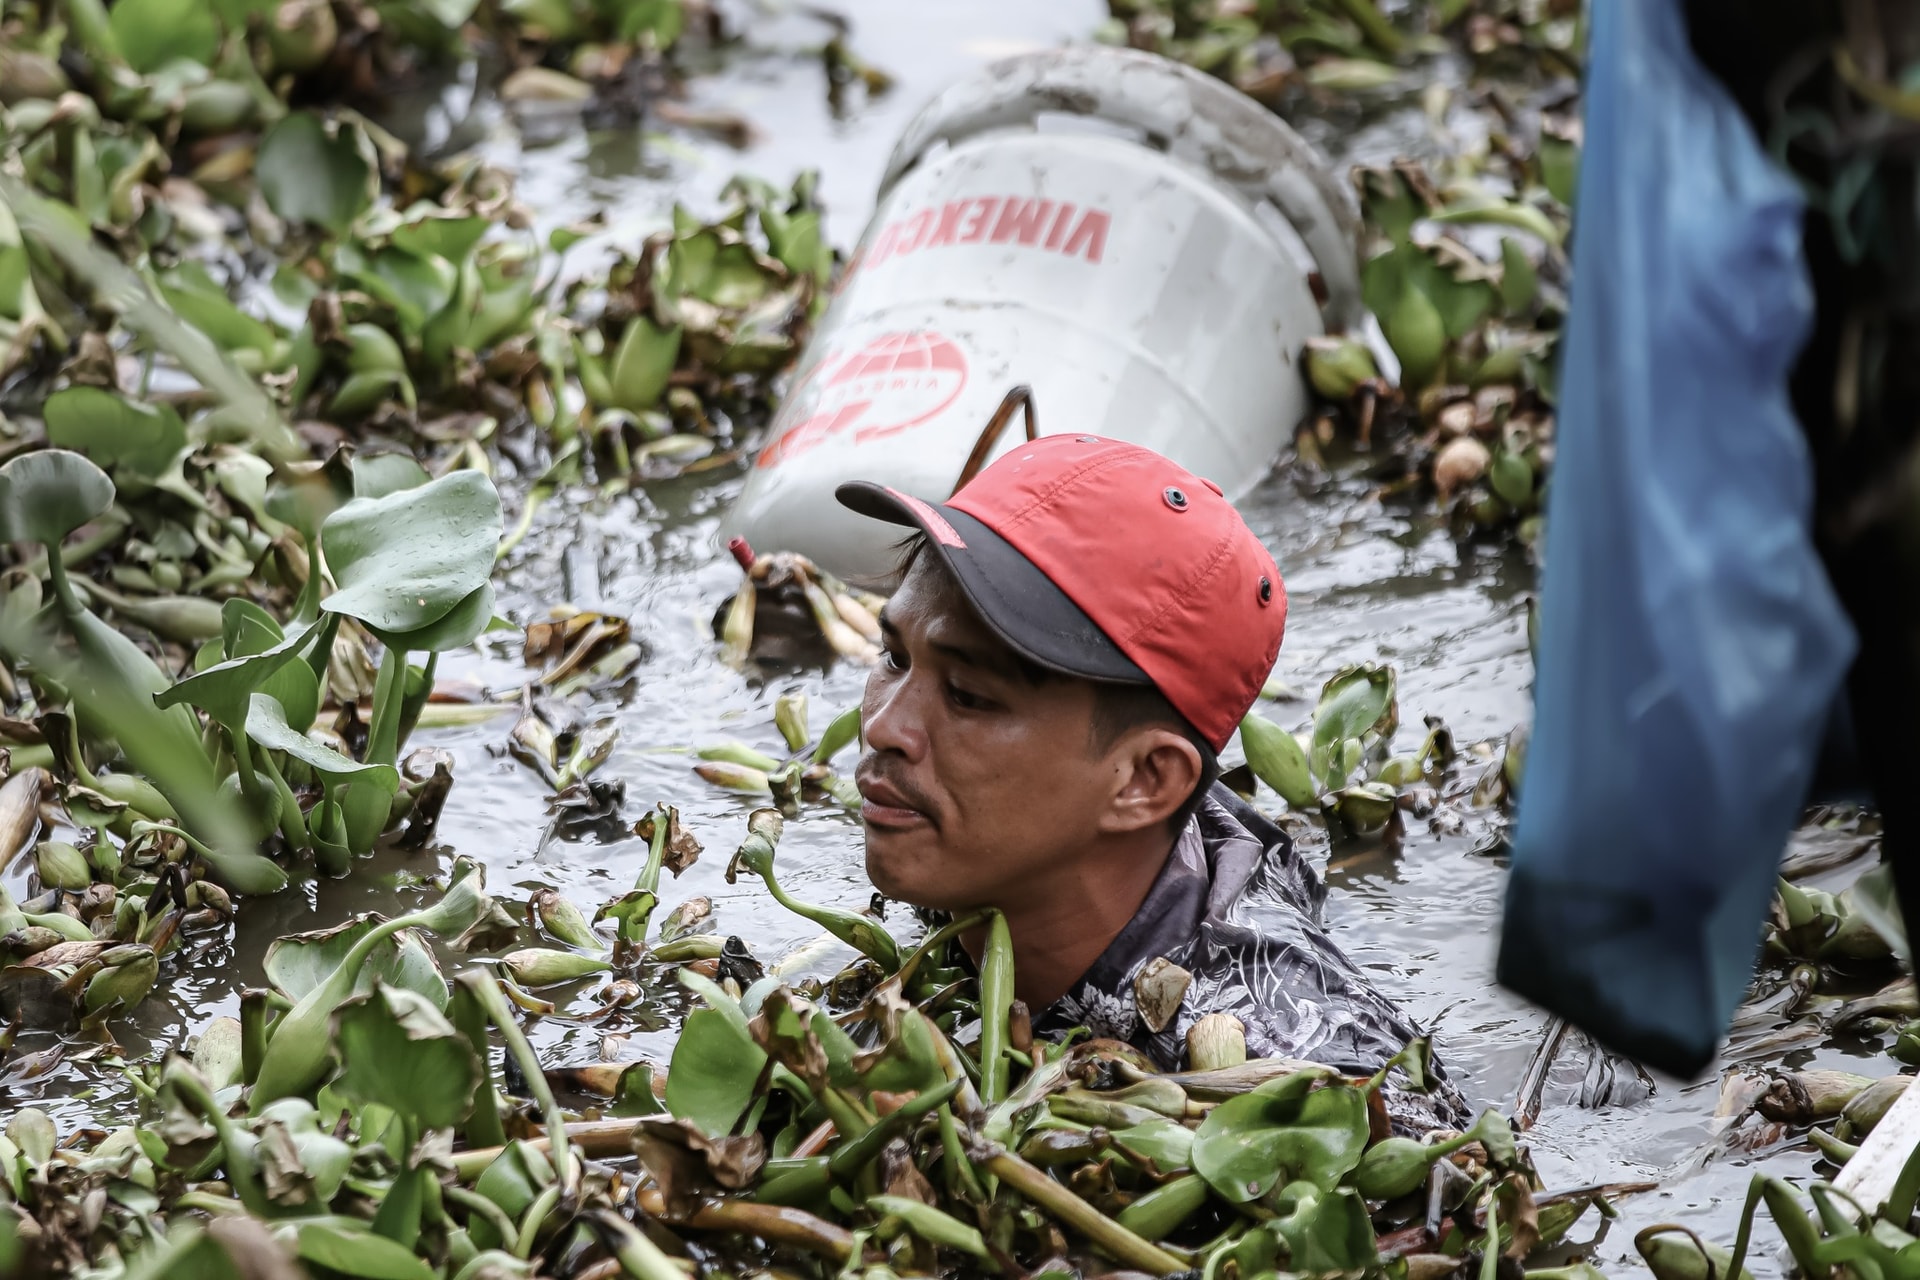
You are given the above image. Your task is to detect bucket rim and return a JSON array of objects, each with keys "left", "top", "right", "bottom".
[{"left": 879, "top": 44, "right": 1364, "bottom": 330}]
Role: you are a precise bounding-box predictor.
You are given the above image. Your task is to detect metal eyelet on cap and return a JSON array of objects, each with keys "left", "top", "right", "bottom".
[
  {"left": 1258, "top": 577, "right": 1274, "bottom": 604},
  {"left": 1077, "top": 435, "right": 1098, "bottom": 443},
  {"left": 1163, "top": 487, "right": 1188, "bottom": 511}
]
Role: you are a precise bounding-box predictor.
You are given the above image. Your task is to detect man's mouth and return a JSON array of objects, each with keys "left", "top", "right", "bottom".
[{"left": 854, "top": 770, "right": 935, "bottom": 831}]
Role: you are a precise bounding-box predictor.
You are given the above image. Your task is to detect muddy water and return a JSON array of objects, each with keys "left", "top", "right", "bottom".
[{"left": 8, "top": 5, "right": 1889, "bottom": 1276}]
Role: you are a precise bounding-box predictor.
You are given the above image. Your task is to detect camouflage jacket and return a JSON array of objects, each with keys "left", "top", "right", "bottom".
[{"left": 1028, "top": 783, "right": 1473, "bottom": 1133}]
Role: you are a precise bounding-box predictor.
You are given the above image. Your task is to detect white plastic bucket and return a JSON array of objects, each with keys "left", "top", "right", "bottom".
[{"left": 723, "top": 44, "right": 1362, "bottom": 581}]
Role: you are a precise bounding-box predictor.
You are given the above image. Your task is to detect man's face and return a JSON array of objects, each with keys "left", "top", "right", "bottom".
[{"left": 854, "top": 555, "right": 1116, "bottom": 912}]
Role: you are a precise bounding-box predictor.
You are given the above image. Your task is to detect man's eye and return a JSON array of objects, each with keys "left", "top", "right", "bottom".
[
  {"left": 947, "top": 683, "right": 992, "bottom": 711},
  {"left": 883, "top": 647, "right": 907, "bottom": 672}
]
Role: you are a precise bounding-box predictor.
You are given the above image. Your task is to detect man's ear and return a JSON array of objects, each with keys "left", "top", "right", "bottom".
[{"left": 1099, "top": 727, "right": 1204, "bottom": 835}]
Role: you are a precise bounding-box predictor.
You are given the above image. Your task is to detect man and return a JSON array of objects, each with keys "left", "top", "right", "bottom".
[{"left": 838, "top": 430, "right": 1468, "bottom": 1129}]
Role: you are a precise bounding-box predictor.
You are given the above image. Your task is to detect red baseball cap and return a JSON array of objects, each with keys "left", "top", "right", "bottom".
[{"left": 836, "top": 434, "right": 1286, "bottom": 752}]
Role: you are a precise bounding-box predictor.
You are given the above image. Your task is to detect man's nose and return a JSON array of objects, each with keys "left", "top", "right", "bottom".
[{"left": 861, "top": 669, "right": 927, "bottom": 762}]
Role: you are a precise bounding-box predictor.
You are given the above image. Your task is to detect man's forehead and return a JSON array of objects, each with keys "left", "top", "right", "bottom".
[
  {"left": 885, "top": 554, "right": 1032, "bottom": 672},
  {"left": 887, "top": 553, "right": 988, "bottom": 635}
]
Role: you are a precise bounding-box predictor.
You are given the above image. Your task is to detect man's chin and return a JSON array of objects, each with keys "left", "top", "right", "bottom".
[{"left": 863, "top": 831, "right": 956, "bottom": 912}]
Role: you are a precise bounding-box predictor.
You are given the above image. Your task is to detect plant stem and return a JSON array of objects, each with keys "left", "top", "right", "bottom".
[
  {"left": 497, "top": 489, "right": 547, "bottom": 561},
  {"left": 1336, "top": 0, "right": 1406, "bottom": 58},
  {"left": 396, "top": 650, "right": 436, "bottom": 756},
  {"left": 893, "top": 910, "right": 988, "bottom": 993},
  {"left": 18, "top": 512, "right": 131, "bottom": 584},
  {"left": 366, "top": 646, "right": 406, "bottom": 768},
  {"left": 978, "top": 909, "right": 1014, "bottom": 1105},
  {"left": 632, "top": 1191, "right": 854, "bottom": 1264},
  {"left": 591, "top": 1209, "right": 692, "bottom": 1280},
  {"left": 42, "top": 542, "right": 81, "bottom": 616},
  {"left": 448, "top": 1117, "right": 658, "bottom": 1179},
  {"left": 939, "top": 1104, "right": 987, "bottom": 1202},
  {"left": 828, "top": 1077, "right": 962, "bottom": 1182},
  {"left": 637, "top": 804, "right": 669, "bottom": 897},
  {"left": 226, "top": 723, "right": 269, "bottom": 810},
  {"left": 974, "top": 1141, "right": 1187, "bottom": 1275},
  {"left": 459, "top": 971, "right": 576, "bottom": 1191},
  {"left": 443, "top": 1183, "right": 521, "bottom": 1249},
  {"left": 170, "top": 1068, "right": 270, "bottom": 1217},
  {"left": 239, "top": 989, "right": 271, "bottom": 1087},
  {"left": 253, "top": 743, "right": 310, "bottom": 854},
  {"left": 514, "top": 1181, "right": 563, "bottom": 1259},
  {"left": 449, "top": 979, "right": 507, "bottom": 1149}
]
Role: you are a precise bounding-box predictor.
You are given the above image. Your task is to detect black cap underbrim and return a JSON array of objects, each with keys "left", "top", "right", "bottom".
[{"left": 837, "top": 481, "right": 1151, "bottom": 685}]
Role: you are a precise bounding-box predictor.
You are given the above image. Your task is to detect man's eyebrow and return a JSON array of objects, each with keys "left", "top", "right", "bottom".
[
  {"left": 878, "top": 604, "right": 1030, "bottom": 682},
  {"left": 931, "top": 636, "right": 1028, "bottom": 684}
]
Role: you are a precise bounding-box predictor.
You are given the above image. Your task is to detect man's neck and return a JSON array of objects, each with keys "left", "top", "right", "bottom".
[{"left": 965, "top": 827, "right": 1180, "bottom": 1013}]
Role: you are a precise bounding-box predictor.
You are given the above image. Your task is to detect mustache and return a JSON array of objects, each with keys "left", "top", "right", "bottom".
[{"left": 853, "top": 754, "right": 940, "bottom": 823}]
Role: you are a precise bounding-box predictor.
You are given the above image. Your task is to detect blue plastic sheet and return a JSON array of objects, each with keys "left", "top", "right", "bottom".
[{"left": 1496, "top": 0, "right": 1857, "bottom": 1078}]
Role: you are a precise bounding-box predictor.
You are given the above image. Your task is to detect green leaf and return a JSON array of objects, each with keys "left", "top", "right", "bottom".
[
  {"left": 263, "top": 914, "right": 445, "bottom": 1009},
  {"left": 1191, "top": 1073, "right": 1367, "bottom": 1203},
  {"left": 337, "top": 244, "right": 456, "bottom": 334},
  {"left": 19, "top": 607, "right": 285, "bottom": 894},
  {"left": 0, "top": 449, "right": 115, "bottom": 546},
  {"left": 255, "top": 113, "right": 374, "bottom": 237},
  {"left": 465, "top": 271, "right": 533, "bottom": 353},
  {"left": 332, "top": 984, "right": 479, "bottom": 1132},
  {"left": 368, "top": 582, "right": 495, "bottom": 654},
  {"left": 698, "top": 243, "right": 776, "bottom": 309},
  {"left": 266, "top": 453, "right": 355, "bottom": 542},
  {"left": 761, "top": 208, "right": 831, "bottom": 283},
  {"left": 1113, "top": 1117, "right": 1195, "bottom": 1172},
  {"left": 853, "top": 1006, "right": 944, "bottom": 1097},
  {"left": 1273, "top": 1183, "right": 1377, "bottom": 1272},
  {"left": 1850, "top": 863, "right": 1911, "bottom": 966},
  {"left": 1498, "top": 237, "right": 1537, "bottom": 316},
  {"left": 1310, "top": 665, "right": 1395, "bottom": 787},
  {"left": 319, "top": 470, "right": 501, "bottom": 636},
  {"left": 1539, "top": 135, "right": 1579, "bottom": 208},
  {"left": 1362, "top": 246, "right": 1496, "bottom": 342},
  {"left": 662, "top": 230, "right": 718, "bottom": 298},
  {"left": 258, "top": 653, "right": 321, "bottom": 734},
  {"left": 665, "top": 1007, "right": 767, "bottom": 1137},
  {"left": 608, "top": 315, "right": 681, "bottom": 412},
  {"left": 43, "top": 388, "right": 188, "bottom": 481},
  {"left": 390, "top": 213, "right": 488, "bottom": 264},
  {"left": 420, "top": 253, "right": 481, "bottom": 369},
  {"left": 109, "top": 0, "right": 220, "bottom": 72},
  {"left": 292, "top": 1218, "right": 437, "bottom": 1280},
  {"left": 1239, "top": 713, "right": 1317, "bottom": 808},
  {"left": 1, "top": 174, "right": 301, "bottom": 464},
  {"left": 155, "top": 611, "right": 311, "bottom": 730},
  {"left": 248, "top": 693, "right": 400, "bottom": 795},
  {"left": 159, "top": 262, "right": 281, "bottom": 356},
  {"left": 351, "top": 453, "right": 430, "bottom": 500},
  {"left": 222, "top": 598, "right": 284, "bottom": 656},
  {"left": 614, "top": 0, "right": 683, "bottom": 45}
]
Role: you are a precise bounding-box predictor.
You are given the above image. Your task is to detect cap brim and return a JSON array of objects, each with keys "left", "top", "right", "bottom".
[{"left": 837, "top": 481, "right": 1150, "bottom": 685}]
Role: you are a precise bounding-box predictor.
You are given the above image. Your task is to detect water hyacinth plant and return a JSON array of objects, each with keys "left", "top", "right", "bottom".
[
  {"left": 1238, "top": 663, "right": 1468, "bottom": 838},
  {"left": 0, "top": 801, "right": 1656, "bottom": 1279},
  {"left": 0, "top": 447, "right": 500, "bottom": 888}
]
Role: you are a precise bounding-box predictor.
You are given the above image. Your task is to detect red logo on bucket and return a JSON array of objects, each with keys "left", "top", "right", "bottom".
[
  {"left": 757, "top": 332, "right": 969, "bottom": 469},
  {"left": 840, "top": 196, "right": 1112, "bottom": 284}
]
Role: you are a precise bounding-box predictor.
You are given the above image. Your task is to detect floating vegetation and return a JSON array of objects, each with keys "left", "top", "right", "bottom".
[{"left": 0, "top": 806, "right": 1660, "bottom": 1278}]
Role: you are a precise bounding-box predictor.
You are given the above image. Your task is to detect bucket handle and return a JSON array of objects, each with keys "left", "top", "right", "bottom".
[{"left": 952, "top": 385, "right": 1039, "bottom": 496}]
